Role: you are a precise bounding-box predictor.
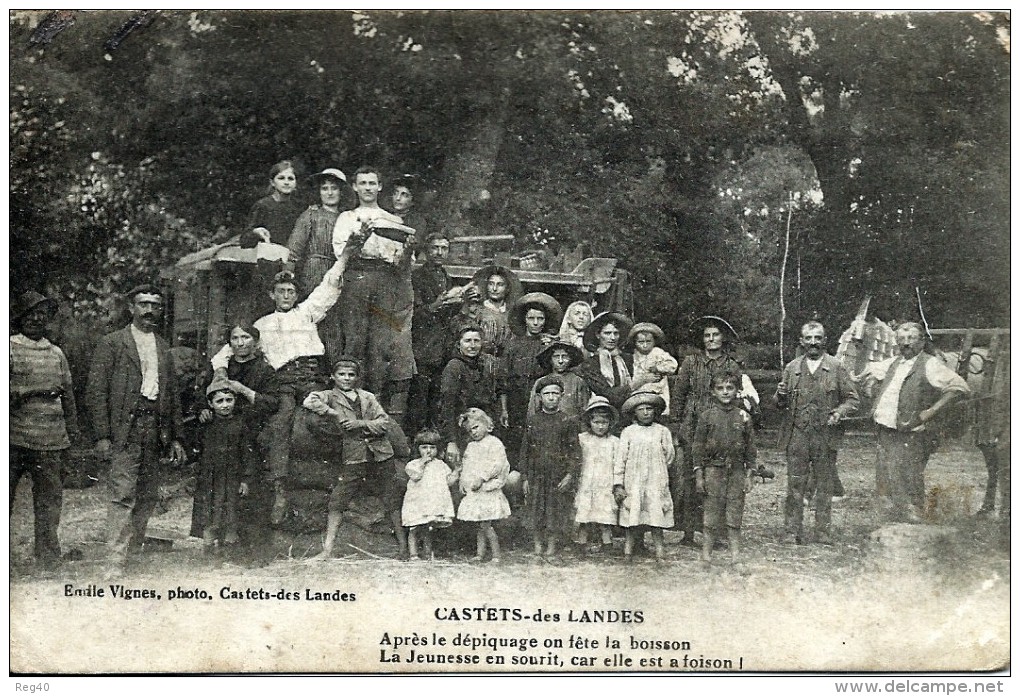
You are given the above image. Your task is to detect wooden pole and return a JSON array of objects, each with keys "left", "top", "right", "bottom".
[{"left": 779, "top": 192, "right": 793, "bottom": 367}]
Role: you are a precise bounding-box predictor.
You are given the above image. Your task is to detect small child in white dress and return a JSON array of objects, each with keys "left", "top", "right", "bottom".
[
  {"left": 627, "top": 322, "right": 678, "bottom": 416},
  {"left": 402, "top": 430, "right": 458, "bottom": 561},
  {"left": 574, "top": 396, "right": 621, "bottom": 554},
  {"left": 456, "top": 408, "right": 511, "bottom": 563}
]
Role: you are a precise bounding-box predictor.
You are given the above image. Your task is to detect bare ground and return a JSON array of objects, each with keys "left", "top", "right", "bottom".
[{"left": 9, "top": 434, "right": 1010, "bottom": 674}]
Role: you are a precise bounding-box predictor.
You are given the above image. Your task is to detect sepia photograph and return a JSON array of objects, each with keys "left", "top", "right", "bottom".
[{"left": 8, "top": 9, "right": 1010, "bottom": 679}]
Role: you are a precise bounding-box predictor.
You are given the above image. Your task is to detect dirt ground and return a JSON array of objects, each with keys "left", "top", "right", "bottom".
[{"left": 9, "top": 432, "right": 1010, "bottom": 674}]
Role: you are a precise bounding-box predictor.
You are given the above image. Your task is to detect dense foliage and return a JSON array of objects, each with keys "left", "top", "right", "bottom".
[{"left": 9, "top": 10, "right": 1010, "bottom": 349}]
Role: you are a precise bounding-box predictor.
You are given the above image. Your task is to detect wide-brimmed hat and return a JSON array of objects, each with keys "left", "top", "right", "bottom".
[
  {"left": 583, "top": 311, "right": 634, "bottom": 352},
  {"left": 536, "top": 340, "right": 585, "bottom": 371},
  {"left": 621, "top": 388, "right": 667, "bottom": 416},
  {"left": 470, "top": 265, "right": 522, "bottom": 304},
  {"left": 691, "top": 315, "right": 739, "bottom": 343},
  {"left": 509, "top": 292, "right": 563, "bottom": 336},
  {"left": 13, "top": 291, "right": 57, "bottom": 323},
  {"left": 309, "top": 168, "right": 347, "bottom": 183},
  {"left": 627, "top": 322, "right": 665, "bottom": 346},
  {"left": 582, "top": 395, "right": 619, "bottom": 425}
]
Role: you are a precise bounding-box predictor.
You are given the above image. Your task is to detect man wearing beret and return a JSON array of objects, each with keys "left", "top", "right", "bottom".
[
  {"left": 10, "top": 291, "right": 79, "bottom": 568},
  {"left": 86, "top": 284, "right": 185, "bottom": 578}
]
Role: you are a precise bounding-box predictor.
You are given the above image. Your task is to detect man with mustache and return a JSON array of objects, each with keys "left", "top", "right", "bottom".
[
  {"left": 860, "top": 321, "right": 970, "bottom": 523},
  {"left": 774, "top": 321, "right": 860, "bottom": 545},
  {"left": 87, "top": 284, "right": 185, "bottom": 579}
]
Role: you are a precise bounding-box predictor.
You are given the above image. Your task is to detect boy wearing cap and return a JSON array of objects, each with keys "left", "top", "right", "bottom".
[
  {"left": 11, "top": 291, "right": 79, "bottom": 567},
  {"left": 518, "top": 374, "right": 583, "bottom": 557},
  {"left": 191, "top": 379, "right": 258, "bottom": 558}
]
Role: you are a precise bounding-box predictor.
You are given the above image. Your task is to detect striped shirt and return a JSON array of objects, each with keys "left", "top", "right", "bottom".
[{"left": 10, "top": 334, "right": 78, "bottom": 450}]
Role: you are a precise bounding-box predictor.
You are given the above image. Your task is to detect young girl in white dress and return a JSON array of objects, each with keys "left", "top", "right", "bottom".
[
  {"left": 402, "top": 430, "right": 458, "bottom": 561},
  {"left": 456, "top": 408, "right": 511, "bottom": 563},
  {"left": 574, "top": 396, "right": 621, "bottom": 554}
]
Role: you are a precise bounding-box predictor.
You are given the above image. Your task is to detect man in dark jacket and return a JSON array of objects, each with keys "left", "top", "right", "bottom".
[
  {"left": 86, "top": 284, "right": 184, "bottom": 578},
  {"left": 774, "top": 322, "right": 860, "bottom": 545}
]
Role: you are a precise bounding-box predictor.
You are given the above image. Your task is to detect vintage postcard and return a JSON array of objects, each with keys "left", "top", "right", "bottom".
[{"left": 9, "top": 9, "right": 1010, "bottom": 676}]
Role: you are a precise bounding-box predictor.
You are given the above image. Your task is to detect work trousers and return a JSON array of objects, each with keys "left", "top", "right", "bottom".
[
  {"left": 785, "top": 428, "right": 838, "bottom": 535},
  {"left": 106, "top": 411, "right": 162, "bottom": 567},
  {"left": 10, "top": 445, "right": 64, "bottom": 562},
  {"left": 876, "top": 427, "right": 936, "bottom": 521}
]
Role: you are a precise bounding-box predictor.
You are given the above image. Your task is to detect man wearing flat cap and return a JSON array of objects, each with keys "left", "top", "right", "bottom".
[
  {"left": 11, "top": 291, "right": 79, "bottom": 567},
  {"left": 86, "top": 283, "right": 185, "bottom": 578}
]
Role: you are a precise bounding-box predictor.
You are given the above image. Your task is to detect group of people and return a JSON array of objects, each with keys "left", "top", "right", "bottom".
[{"left": 11, "top": 162, "right": 990, "bottom": 577}]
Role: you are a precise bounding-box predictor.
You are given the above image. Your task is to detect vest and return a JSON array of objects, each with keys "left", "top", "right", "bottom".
[{"left": 872, "top": 353, "right": 943, "bottom": 431}]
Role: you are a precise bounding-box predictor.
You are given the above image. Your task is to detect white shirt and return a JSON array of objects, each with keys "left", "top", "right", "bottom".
[
  {"left": 805, "top": 357, "right": 823, "bottom": 375},
  {"left": 868, "top": 354, "right": 970, "bottom": 429},
  {"left": 130, "top": 324, "right": 159, "bottom": 399},
  {"left": 211, "top": 259, "right": 344, "bottom": 371},
  {"left": 332, "top": 207, "right": 408, "bottom": 265}
]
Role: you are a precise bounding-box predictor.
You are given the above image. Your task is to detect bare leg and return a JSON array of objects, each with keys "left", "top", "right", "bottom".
[
  {"left": 624, "top": 528, "right": 636, "bottom": 559},
  {"left": 484, "top": 523, "right": 500, "bottom": 562},
  {"left": 310, "top": 510, "right": 342, "bottom": 561},
  {"left": 545, "top": 531, "right": 558, "bottom": 557},
  {"left": 701, "top": 529, "right": 713, "bottom": 563},
  {"left": 533, "top": 532, "right": 544, "bottom": 555},
  {"left": 578, "top": 525, "right": 589, "bottom": 545},
  {"left": 473, "top": 525, "right": 486, "bottom": 561},
  {"left": 422, "top": 528, "right": 434, "bottom": 560},
  {"left": 651, "top": 529, "right": 665, "bottom": 561},
  {"left": 390, "top": 510, "right": 408, "bottom": 557},
  {"left": 407, "top": 527, "right": 419, "bottom": 559},
  {"left": 728, "top": 528, "right": 741, "bottom": 564},
  {"left": 600, "top": 525, "right": 613, "bottom": 546}
]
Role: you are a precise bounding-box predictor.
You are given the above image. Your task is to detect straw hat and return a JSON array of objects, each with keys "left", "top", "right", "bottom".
[
  {"left": 582, "top": 395, "right": 619, "bottom": 425},
  {"left": 535, "top": 340, "right": 585, "bottom": 371},
  {"left": 583, "top": 312, "right": 634, "bottom": 352},
  {"left": 691, "top": 315, "right": 739, "bottom": 343},
  {"left": 309, "top": 168, "right": 347, "bottom": 183},
  {"left": 621, "top": 388, "right": 667, "bottom": 415},
  {"left": 627, "top": 322, "right": 665, "bottom": 346},
  {"left": 509, "top": 292, "right": 563, "bottom": 336}
]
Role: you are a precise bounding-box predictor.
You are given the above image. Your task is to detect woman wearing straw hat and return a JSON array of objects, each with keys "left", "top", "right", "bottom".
[
  {"left": 672, "top": 315, "right": 758, "bottom": 546},
  {"left": 500, "top": 292, "right": 562, "bottom": 453},
  {"left": 526, "top": 340, "right": 589, "bottom": 422},
  {"left": 574, "top": 312, "right": 659, "bottom": 415}
]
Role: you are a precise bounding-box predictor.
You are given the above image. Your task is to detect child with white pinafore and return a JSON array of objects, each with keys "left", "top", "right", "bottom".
[
  {"left": 574, "top": 395, "right": 621, "bottom": 554},
  {"left": 402, "top": 429, "right": 458, "bottom": 561}
]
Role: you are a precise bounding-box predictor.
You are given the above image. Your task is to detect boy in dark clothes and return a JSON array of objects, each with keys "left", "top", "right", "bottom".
[
  {"left": 518, "top": 375, "right": 583, "bottom": 557},
  {"left": 693, "top": 371, "right": 756, "bottom": 564}
]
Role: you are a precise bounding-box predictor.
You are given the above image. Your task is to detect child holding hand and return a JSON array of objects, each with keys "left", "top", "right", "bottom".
[{"left": 402, "top": 430, "right": 458, "bottom": 561}]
